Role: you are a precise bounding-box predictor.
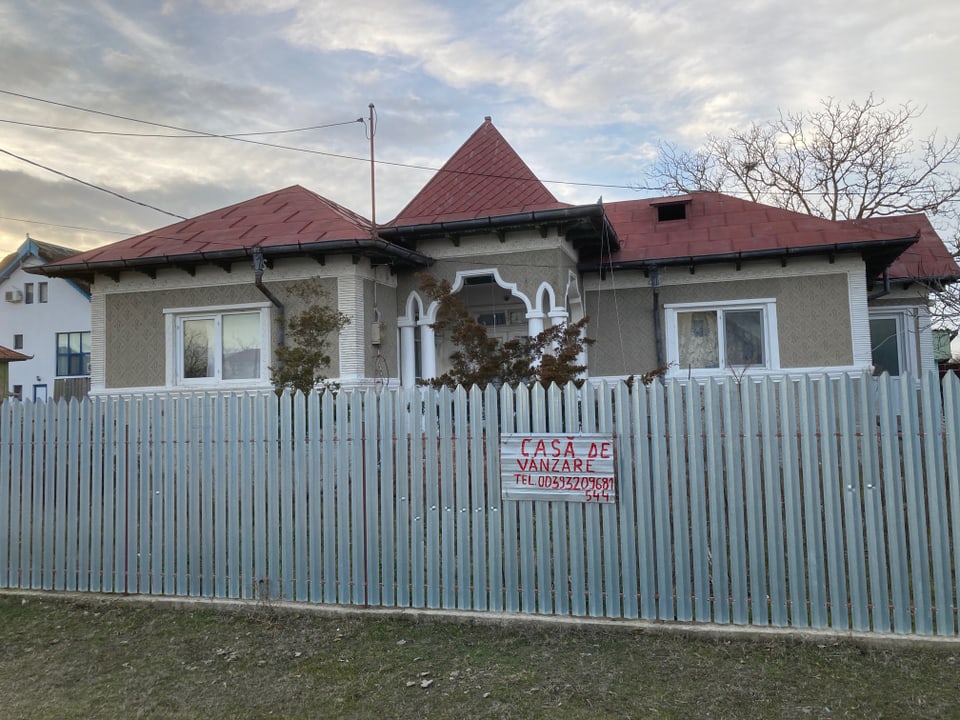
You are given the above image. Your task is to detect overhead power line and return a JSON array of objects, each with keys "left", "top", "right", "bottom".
[
  {"left": 0, "top": 88, "right": 639, "bottom": 191},
  {"left": 0, "top": 117, "right": 365, "bottom": 138}
]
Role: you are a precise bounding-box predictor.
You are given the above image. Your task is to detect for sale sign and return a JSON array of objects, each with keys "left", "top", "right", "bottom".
[{"left": 499, "top": 433, "right": 616, "bottom": 503}]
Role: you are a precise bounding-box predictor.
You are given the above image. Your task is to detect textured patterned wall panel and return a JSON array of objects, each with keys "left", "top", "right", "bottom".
[
  {"left": 660, "top": 273, "right": 852, "bottom": 367},
  {"left": 105, "top": 284, "right": 266, "bottom": 388},
  {"left": 586, "top": 287, "right": 658, "bottom": 376}
]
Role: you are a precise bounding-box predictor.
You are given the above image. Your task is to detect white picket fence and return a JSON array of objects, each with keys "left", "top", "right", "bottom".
[{"left": 2, "top": 372, "right": 960, "bottom": 635}]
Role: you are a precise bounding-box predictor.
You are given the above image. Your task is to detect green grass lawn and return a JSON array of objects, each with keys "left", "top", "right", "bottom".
[{"left": 1, "top": 592, "right": 958, "bottom": 719}]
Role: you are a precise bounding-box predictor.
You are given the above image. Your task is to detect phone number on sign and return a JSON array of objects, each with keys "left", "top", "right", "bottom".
[{"left": 522, "top": 474, "right": 615, "bottom": 501}]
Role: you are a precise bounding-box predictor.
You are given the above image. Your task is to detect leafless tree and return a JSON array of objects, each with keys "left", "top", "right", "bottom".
[{"left": 651, "top": 95, "right": 960, "bottom": 336}]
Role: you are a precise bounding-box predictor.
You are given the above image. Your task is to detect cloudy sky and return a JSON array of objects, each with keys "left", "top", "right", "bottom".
[{"left": 1, "top": 0, "right": 958, "bottom": 258}]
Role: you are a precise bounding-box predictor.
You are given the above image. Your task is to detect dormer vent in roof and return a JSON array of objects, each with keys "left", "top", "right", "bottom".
[{"left": 652, "top": 199, "right": 690, "bottom": 222}]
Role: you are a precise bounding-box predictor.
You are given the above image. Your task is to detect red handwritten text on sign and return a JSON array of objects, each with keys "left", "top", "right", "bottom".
[{"left": 500, "top": 433, "right": 616, "bottom": 503}]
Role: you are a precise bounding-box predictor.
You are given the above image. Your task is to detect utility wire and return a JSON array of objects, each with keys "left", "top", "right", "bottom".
[
  {"left": 0, "top": 88, "right": 639, "bottom": 191},
  {"left": 0, "top": 215, "right": 130, "bottom": 235},
  {"left": 0, "top": 117, "right": 365, "bottom": 138},
  {"left": 0, "top": 147, "right": 187, "bottom": 220}
]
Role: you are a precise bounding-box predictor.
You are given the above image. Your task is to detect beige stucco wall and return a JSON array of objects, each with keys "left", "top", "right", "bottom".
[{"left": 586, "top": 270, "right": 854, "bottom": 377}]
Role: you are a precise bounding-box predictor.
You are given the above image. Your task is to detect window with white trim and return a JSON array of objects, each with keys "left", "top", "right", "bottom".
[
  {"left": 165, "top": 304, "right": 271, "bottom": 386},
  {"left": 665, "top": 299, "right": 779, "bottom": 373},
  {"left": 869, "top": 309, "right": 915, "bottom": 377}
]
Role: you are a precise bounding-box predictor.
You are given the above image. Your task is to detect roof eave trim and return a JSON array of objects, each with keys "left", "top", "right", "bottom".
[{"left": 578, "top": 237, "right": 918, "bottom": 273}]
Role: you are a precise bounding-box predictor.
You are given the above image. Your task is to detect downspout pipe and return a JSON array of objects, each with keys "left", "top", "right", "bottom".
[
  {"left": 867, "top": 267, "right": 891, "bottom": 301},
  {"left": 253, "top": 247, "right": 285, "bottom": 347},
  {"left": 650, "top": 266, "right": 665, "bottom": 367}
]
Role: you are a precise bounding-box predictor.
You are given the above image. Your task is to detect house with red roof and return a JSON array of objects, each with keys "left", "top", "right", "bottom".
[{"left": 33, "top": 118, "right": 960, "bottom": 394}]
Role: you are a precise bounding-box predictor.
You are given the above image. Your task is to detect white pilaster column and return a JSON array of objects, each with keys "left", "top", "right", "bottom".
[
  {"left": 527, "top": 311, "right": 545, "bottom": 338},
  {"left": 399, "top": 320, "right": 416, "bottom": 388},
  {"left": 419, "top": 321, "right": 436, "bottom": 379},
  {"left": 337, "top": 274, "right": 365, "bottom": 382}
]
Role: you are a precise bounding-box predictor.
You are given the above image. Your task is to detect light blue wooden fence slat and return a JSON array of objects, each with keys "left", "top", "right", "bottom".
[
  {"left": 89, "top": 399, "right": 104, "bottom": 593},
  {"left": 438, "top": 387, "right": 456, "bottom": 609},
  {"left": 423, "top": 389, "right": 441, "bottom": 609},
  {"left": 919, "top": 373, "right": 953, "bottom": 635},
  {"left": 899, "top": 375, "right": 932, "bottom": 634},
  {"left": 379, "top": 389, "right": 396, "bottom": 608},
  {"left": 530, "top": 383, "right": 553, "bottom": 615},
  {"left": 666, "top": 382, "right": 693, "bottom": 621},
  {"left": 817, "top": 377, "right": 848, "bottom": 630},
  {"left": 278, "top": 392, "right": 294, "bottom": 600},
  {"left": 484, "top": 384, "right": 504, "bottom": 612},
  {"left": 61, "top": 402, "right": 77, "bottom": 591},
  {"left": 777, "top": 379, "right": 807, "bottom": 628},
  {"left": 102, "top": 399, "right": 117, "bottom": 593},
  {"left": 513, "top": 384, "right": 539, "bottom": 615},
  {"left": 942, "top": 374, "right": 960, "bottom": 623},
  {"left": 898, "top": 375, "right": 931, "bottom": 633},
  {"left": 174, "top": 395, "right": 189, "bottom": 596},
  {"left": 307, "top": 392, "right": 323, "bottom": 603},
  {"left": 877, "top": 374, "right": 911, "bottom": 632},
  {"left": 237, "top": 395, "right": 254, "bottom": 600},
  {"left": 162, "top": 396, "right": 176, "bottom": 596},
  {"left": 321, "top": 390, "right": 338, "bottom": 604},
  {"left": 857, "top": 375, "right": 890, "bottom": 632},
  {"left": 649, "top": 381, "right": 673, "bottom": 620},
  {"left": 52, "top": 400, "right": 69, "bottom": 591},
  {"left": 221, "top": 393, "right": 240, "bottom": 598},
  {"left": 454, "top": 386, "right": 471, "bottom": 610},
  {"left": 685, "top": 381, "right": 710, "bottom": 623},
  {"left": 500, "top": 384, "right": 520, "bottom": 613},
  {"left": 29, "top": 403, "right": 48, "bottom": 590},
  {"left": 564, "top": 381, "right": 587, "bottom": 617},
  {"left": 759, "top": 378, "right": 787, "bottom": 626},
  {"left": 596, "top": 383, "right": 621, "bottom": 619},
  {"left": 293, "top": 392, "right": 310, "bottom": 603},
  {"left": 703, "top": 380, "right": 729, "bottom": 624},
  {"left": 393, "top": 389, "right": 411, "bottom": 608},
  {"left": 797, "top": 377, "right": 827, "bottom": 628},
  {"left": 363, "top": 389, "right": 381, "bottom": 606},
  {"left": 198, "top": 395, "right": 213, "bottom": 597},
  {"left": 580, "top": 382, "right": 606, "bottom": 618},
  {"left": 409, "top": 390, "right": 426, "bottom": 608},
  {"left": 837, "top": 375, "right": 869, "bottom": 631},
  {"left": 611, "top": 382, "right": 638, "bottom": 619},
  {"left": 18, "top": 402, "right": 34, "bottom": 590},
  {"left": 212, "top": 395, "right": 229, "bottom": 598},
  {"left": 630, "top": 381, "right": 657, "bottom": 621},
  {"left": 721, "top": 380, "right": 748, "bottom": 625},
  {"left": 348, "top": 391, "right": 365, "bottom": 605},
  {"left": 546, "top": 383, "right": 571, "bottom": 617},
  {"left": 77, "top": 399, "right": 93, "bottom": 592},
  {"left": 186, "top": 396, "right": 201, "bottom": 597},
  {"left": 6, "top": 402, "right": 24, "bottom": 588},
  {"left": 740, "top": 380, "right": 768, "bottom": 626},
  {"left": 144, "top": 396, "right": 156, "bottom": 595},
  {"left": 468, "top": 385, "right": 487, "bottom": 611},
  {"left": 0, "top": 401, "right": 13, "bottom": 588}
]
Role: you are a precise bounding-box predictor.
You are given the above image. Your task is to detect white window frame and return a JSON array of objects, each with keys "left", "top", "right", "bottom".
[
  {"left": 868, "top": 307, "right": 916, "bottom": 377},
  {"left": 163, "top": 303, "right": 272, "bottom": 388},
  {"left": 664, "top": 298, "right": 780, "bottom": 376}
]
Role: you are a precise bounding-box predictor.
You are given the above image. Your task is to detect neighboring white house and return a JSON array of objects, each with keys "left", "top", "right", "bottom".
[{"left": 0, "top": 237, "right": 91, "bottom": 401}]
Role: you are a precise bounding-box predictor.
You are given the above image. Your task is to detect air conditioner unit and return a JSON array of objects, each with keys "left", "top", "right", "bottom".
[{"left": 4, "top": 289, "right": 23, "bottom": 303}]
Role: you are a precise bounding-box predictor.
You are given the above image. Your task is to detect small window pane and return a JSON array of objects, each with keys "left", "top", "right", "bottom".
[
  {"left": 24, "top": 283, "right": 34, "bottom": 304},
  {"left": 13, "top": 334, "right": 23, "bottom": 350},
  {"left": 724, "top": 310, "right": 764, "bottom": 366},
  {"left": 870, "top": 318, "right": 901, "bottom": 376},
  {"left": 222, "top": 313, "right": 261, "bottom": 380},
  {"left": 183, "top": 319, "right": 215, "bottom": 379},
  {"left": 38, "top": 282, "right": 48, "bottom": 303},
  {"left": 677, "top": 311, "right": 719, "bottom": 368}
]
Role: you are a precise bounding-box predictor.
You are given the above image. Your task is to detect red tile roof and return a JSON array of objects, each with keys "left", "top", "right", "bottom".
[
  {"left": 0, "top": 345, "right": 30, "bottom": 362},
  {"left": 599, "top": 193, "right": 927, "bottom": 266},
  {"left": 51, "top": 186, "right": 374, "bottom": 267},
  {"left": 842, "top": 214, "right": 960, "bottom": 281},
  {"left": 388, "top": 117, "right": 568, "bottom": 226}
]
